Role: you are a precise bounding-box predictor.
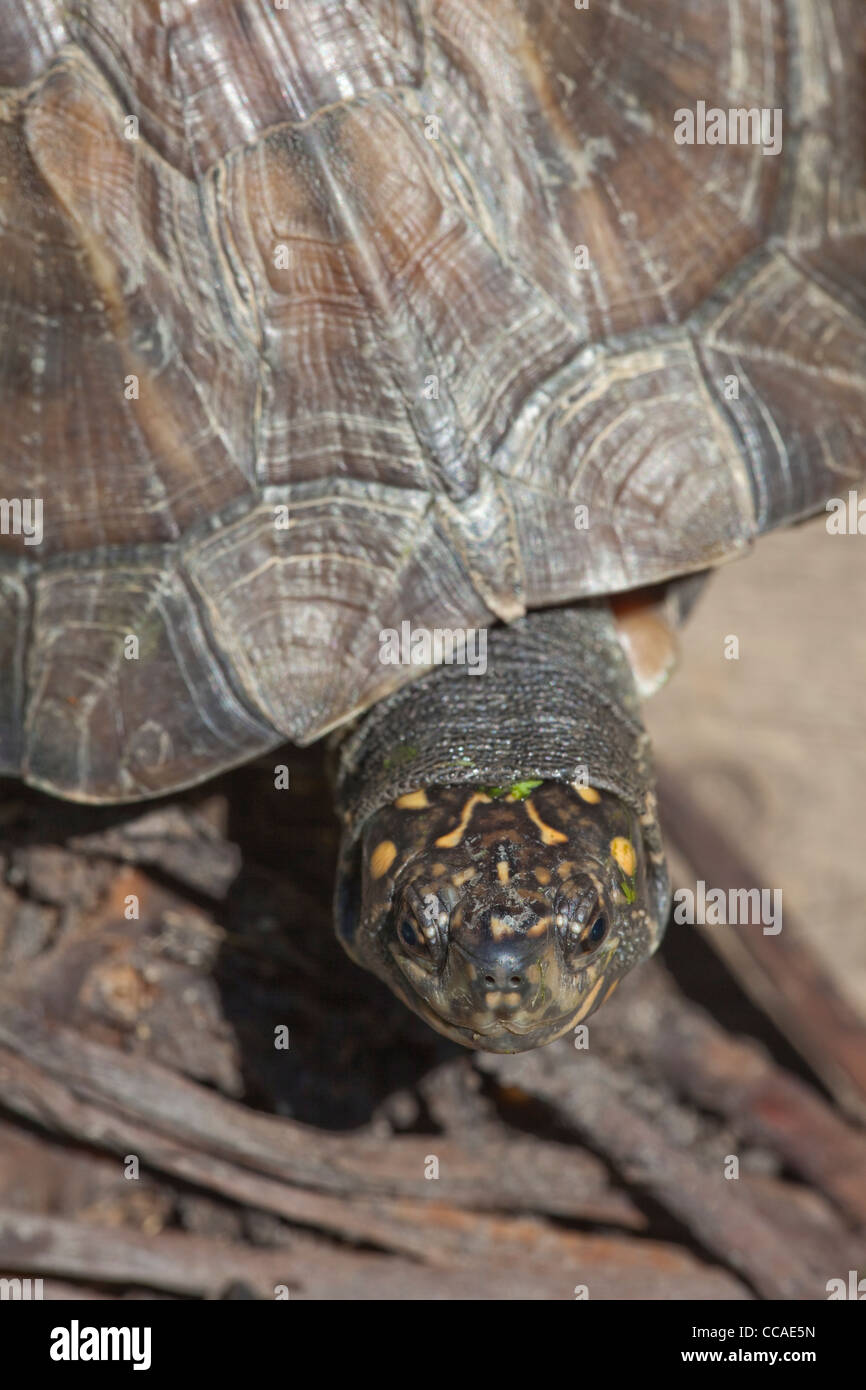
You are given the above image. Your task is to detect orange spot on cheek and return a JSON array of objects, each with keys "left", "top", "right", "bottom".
[
  {"left": 370, "top": 840, "right": 397, "bottom": 879},
  {"left": 576, "top": 785, "right": 600, "bottom": 804},
  {"left": 395, "top": 789, "right": 429, "bottom": 810},
  {"left": 610, "top": 837, "right": 636, "bottom": 876}
]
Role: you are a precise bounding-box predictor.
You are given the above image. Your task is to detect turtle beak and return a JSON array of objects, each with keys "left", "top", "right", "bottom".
[
  {"left": 447, "top": 895, "right": 553, "bottom": 1006},
  {"left": 423, "top": 906, "right": 587, "bottom": 1048},
  {"left": 450, "top": 924, "right": 548, "bottom": 1014}
]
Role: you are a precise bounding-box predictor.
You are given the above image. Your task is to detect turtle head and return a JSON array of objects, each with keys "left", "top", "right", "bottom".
[{"left": 345, "top": 781, "right": 660, "bottom": 1051}]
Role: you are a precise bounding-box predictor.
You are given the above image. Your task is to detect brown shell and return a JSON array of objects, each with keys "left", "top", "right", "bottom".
[{"left": 1, "top": 0, "right": 864, "bottom": 800}]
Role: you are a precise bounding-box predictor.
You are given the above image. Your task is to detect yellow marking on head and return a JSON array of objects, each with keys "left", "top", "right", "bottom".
[
  {"left": 395, "top": 789, "right": 429, "bottom": 810},
  {"left": 610, "top": 837, "right": 636, "bottom": 877},
  {"left": 452, "top": 866, "right": 477, "bottom": 888},
  {"left": 572, "top": 975, "right": 605, "bottom": 1023},
  {"left": 501, "top": 992, "right": 521, "bottom": 1008},
  {"left": 490, "top": 916, "right": 513, "bottom": 942},
  {"left": 435, "top": 793, "right": 490, "bottom": 848},
  {"left": 557, "top": 862, "right": 575, "bottom": 878},
  {"left": 528, "top": 915, "right": 550, "bottom": 937},
  {"left": 497, "top": 860, "right": 510, "bottom": 884},
  {"left": 525, "top": 801, "right": 567, "bottom": 846},
  {"left": 370, "top": 840, "right": 397, "bottom": 880},
  {"left": 431, "top": 862, "right": 447, "bottom": 877},
  {"left": 604, "top": 978, "right": 619, "bottom": 1002},
  {"left": 575, "top": 785, "right": 601, "bottom": 804},
  {"left": 533, "top": 866, "right": 551, "bottom": 885},
  {"left": 485, "top": 990, "right": 502, "bottom": 1007}
]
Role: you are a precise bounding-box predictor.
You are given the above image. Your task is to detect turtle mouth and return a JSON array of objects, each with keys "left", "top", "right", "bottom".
[
  {"left": 422, "top": 1000, "right": 577, "bottom": 1048},
  {"left": 499, "top": 1013, "right": 572, "bottom": 1036}
]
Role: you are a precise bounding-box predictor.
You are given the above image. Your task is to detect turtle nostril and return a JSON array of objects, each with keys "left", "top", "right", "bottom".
[{"left": 478, "top": 959, "right": 530, "bottom": 992}]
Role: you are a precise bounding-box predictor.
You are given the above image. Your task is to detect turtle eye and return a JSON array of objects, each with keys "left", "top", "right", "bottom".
[
  {"left": 397, "top": 914, "right": 444, "bottom": 965},
  {"left": 399, "top": 920, "right": 419, "bottom": 947},
  {"left": 560, "top": 912, "right": 608, "bottom": 957},
  {"left": 556, "top": 881, "right": 609, "bottom": 960},
  {"left": 582, "top": 914, "right": 609, "bottom": 952}
]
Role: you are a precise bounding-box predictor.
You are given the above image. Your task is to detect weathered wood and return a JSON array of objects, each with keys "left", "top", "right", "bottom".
[
  {"left": 0, "top": 1207, "right": 748, "bottom": 1301},
  {"left": 0, "top": 1018, "right": 641, "bottom": 1230},
  {"left": 68, "top": 805, "right": 242, "bottom": 899},
  {"left": 626, "top": 979, "right": 866, "bottom": 1225},
  {"left": 478, "top": 1046, "right": 840, "bottom": 1301}
]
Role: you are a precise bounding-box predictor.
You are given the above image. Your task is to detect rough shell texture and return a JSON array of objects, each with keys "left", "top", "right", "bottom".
[{"left": 1, "top": 0, "right": 864, "bottom": 800}]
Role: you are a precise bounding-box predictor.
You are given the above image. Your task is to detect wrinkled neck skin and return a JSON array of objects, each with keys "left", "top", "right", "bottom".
[{"left": 334, "top": 605, "right": 669, "bottom": 1053}]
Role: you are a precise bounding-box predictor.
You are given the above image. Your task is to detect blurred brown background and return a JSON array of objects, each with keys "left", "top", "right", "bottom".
[{"left": 648, "top": 520, "right": 866, "bottom": 1014}]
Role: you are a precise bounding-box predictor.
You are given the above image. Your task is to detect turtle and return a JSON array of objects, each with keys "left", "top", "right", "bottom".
[{"left": 1, "top": 1, "right": 864, "bottom": 1054}]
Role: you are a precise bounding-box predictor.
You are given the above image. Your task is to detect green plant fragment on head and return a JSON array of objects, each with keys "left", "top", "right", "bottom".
[
  {"left": 508, "top": 779, "right": 544, "bottom": 801},
  {"left": 483, "top": 778, "right": 543, "bottom": 801}
]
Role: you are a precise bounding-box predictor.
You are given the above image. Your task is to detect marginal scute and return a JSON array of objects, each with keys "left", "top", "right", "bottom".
[
  {"left": 184, "top": 481, "right": 492, "bottom": 742},
  {"left": 500, "top": 340, "right": 756, "bottom": 608},
  {"left": 695, "top": 251, "right": 866, "bottom": 529},
  {"left": 23, "top": 566, "right": 276, "bottom": 801}
]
